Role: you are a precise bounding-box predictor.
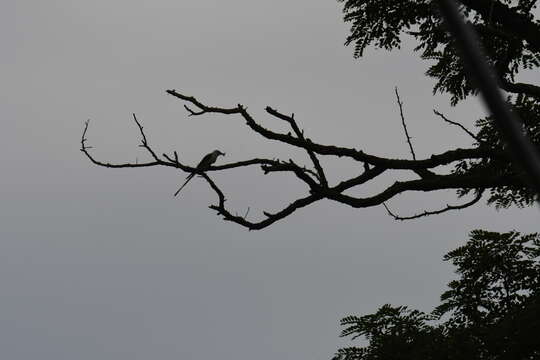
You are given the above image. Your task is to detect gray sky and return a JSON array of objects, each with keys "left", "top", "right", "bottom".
[{"left": 3, "top": 1, "right": 538, "bottom": 359}]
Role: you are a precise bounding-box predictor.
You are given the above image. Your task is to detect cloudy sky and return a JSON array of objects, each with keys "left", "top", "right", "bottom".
[{"left": 4, "top": 1, "right": 538, "bottom": 359}]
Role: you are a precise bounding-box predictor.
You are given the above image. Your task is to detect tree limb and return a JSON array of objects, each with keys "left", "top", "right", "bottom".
[
  {"left": 166, "top": 89, "right": 502, "bottom": 169},
  {"left": 81, "top": 91, "right": 523, "bottom": 230},
  {"left": 383, "top": 190, "right": 484, "bottom": 221}
]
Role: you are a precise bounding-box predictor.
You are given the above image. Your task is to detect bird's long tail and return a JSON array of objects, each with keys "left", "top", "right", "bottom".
[{"left": 174, "top": 173, "right": 195, "bottom": 196}]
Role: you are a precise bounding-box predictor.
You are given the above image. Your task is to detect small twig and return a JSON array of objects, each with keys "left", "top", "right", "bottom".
[
  {"left": 132, "top": 113, "right": 162, "bottom": 162},
  {"left": 260, "top": 160, "right": 319, "bottom": 190},
  {"left": 395, "top": 87, "right": 416, "bottom": 160},
  {"left": 167, "top": 89, "right": 240, "bottom": 116},
  {"left": 382, "top": 190, "right": 484, "bottom": 221},
  {"left": 266, "top": 106, "right": 328, "bottom": 186},
  {"left": 81, "top": 119, "right": 91, "bottom": 151},
  {"left": 80, "top": 119, "right": 162, "bottom": 168},
  {"left": 200, "top": 172, "right": 323, "bottom": 230},
  {"left": 433, "top": 109, "right": 480, "bottom": 142}
]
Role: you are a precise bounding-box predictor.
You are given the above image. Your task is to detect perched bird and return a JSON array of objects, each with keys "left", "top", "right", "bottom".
[{"left": 174, "top": 150, "right": 225, "bottom": 196}]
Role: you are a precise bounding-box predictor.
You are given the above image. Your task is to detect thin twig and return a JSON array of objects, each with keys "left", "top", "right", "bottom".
[
  {"left": 395, "top": 87, "right": 416, "bottom": 160},
  {"left": 200, "top": 172, "right": 323, "bottom": 230},
  {"left": 382, "top": 190, "right": 484, "bottom": 221},
  {"left": 265, "top": 107, "right": 328, "bottom": 186},
  {"left": 260, "top": 160, "right": 319, "bottom": 189},
  {"left": 80, "top": 119, "right": 162, "bottom": 168},
  {"left": 433, "top": 109, "right": 480, "bottom": 142},
  {"left": 132, "top": 113, "right": 162, "bottom": 162}
]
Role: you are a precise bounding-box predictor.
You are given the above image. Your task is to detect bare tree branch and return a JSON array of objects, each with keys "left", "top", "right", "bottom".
[
  {"left": 433, "top": 109, "right": 480, "bottom": 142},
  {"left": 166, "top": 89, "right": 502, "bottom": 169},
  {"left": 81, "top": 90, "right": 523, "bottom": 230},
  {"left": 199, "top": 172, "right": 324, "bottom": 231},
  {"left": 395, "top": 87, "right": 417, "bottom": 160},
  {"left": 81, "top": 113, "right": 331, "bottom": 230},
  {"left": 325, "top": 172, "right": 509, "bottom": 209},
  {"left": 80, "top": 119, "right": 162, "bottom": 168},
  {"left": 382, "top": 190, "right": 484, "bottom": 221},
  {"left": 132, "top": 113, "right": 162, "bottom": 163},
  {"left": 265, "top": 106, "right": 328, "bottom": 186}
]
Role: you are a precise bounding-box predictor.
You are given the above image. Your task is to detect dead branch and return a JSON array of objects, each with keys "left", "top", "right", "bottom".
[
  {"left": 433, "top": 109, "right": 480, "bottom": 142},
  {"left": 166, "top": 89, "right": 501, "bottom": 170},
  {"left": 382, "top": 190, "right": 484, "bottom": 221},
  {"left": 132, "top": 113, "right": 161, "bottom": 162},
  {"left": 395, "top": 87, "right": 416, "bottom": 160},
  {"left": 81, "top": 90, "right": 522, "bottom": 230},
  {"left": 81, "top": 119, "right": 162, "bottom": 168},
  {"left": 265, "top": 106, "right": 328, "bottom": 186}
]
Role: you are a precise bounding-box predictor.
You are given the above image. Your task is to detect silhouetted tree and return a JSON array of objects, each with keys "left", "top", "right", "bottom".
[
  {"left": 81, "top": 0, "right": 540, "bottom": 230},
  {"left": 81, "top": 2, "right": 540, "bottom": 357},
  {"left": 332, "top": 230, "right": 540, "bottom": 360}
]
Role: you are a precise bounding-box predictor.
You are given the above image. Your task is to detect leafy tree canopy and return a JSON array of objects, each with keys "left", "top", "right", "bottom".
[{"left": 333, "top": 230, "right": 540, "bottom": 360}]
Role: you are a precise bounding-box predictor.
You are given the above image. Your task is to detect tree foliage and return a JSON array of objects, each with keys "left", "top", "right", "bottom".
[
  {"left": 329, "top": 4, "right": 540, "bottom": 358},
  {"left": 333, "top": 230, "right": 540, "bottom": 360},
  {"left": 339, "top": 0, "right": 540, "bottom": 208},
  {"left": 339, "top": 0, "right": 540, "bottom": 103}
]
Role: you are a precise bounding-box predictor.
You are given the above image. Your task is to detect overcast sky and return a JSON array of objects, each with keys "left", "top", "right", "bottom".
[{"left": 3, "top": 1, "right": 539, "bottom": 359}]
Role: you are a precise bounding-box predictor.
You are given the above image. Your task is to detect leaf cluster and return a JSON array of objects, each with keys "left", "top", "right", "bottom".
[{"left": 338, "top": 0, "right": 540, "bottom": 102}]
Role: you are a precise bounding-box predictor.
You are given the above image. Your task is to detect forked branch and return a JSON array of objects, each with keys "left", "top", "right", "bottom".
[{"left": 81, "top": 90, "right": 520, "bottom": 230}]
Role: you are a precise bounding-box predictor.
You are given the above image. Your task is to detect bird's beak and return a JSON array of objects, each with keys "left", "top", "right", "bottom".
[{"left": 220, "top": 151, "right": 226, "bottom": 156}]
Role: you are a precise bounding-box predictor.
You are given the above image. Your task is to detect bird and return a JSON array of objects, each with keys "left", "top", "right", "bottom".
[{"left": 174, "top": 150, "right": 225, "bottom": 196}]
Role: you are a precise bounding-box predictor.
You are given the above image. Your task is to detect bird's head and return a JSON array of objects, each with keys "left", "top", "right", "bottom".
[{"left": 213, "top": 150, "right": 226, "bottom": 157}]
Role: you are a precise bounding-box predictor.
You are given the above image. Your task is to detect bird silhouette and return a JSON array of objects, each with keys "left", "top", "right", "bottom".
[{"left": 174, "top": 150, "right": 225, "bottom": 196}]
